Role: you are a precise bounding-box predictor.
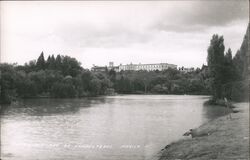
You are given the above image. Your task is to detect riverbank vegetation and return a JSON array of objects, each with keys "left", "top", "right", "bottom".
[
  {"left": 0, "top": 54, "right": 210, "bottom": 104},
  {"left": 0, "top": 26, "right": 248, "bottom": 104},
  {"left": 206, "top": 26, "right": 249, "bottom": 103}
]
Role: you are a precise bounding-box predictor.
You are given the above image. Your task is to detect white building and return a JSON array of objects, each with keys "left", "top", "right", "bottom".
[
  {"left": 118, "top": 62, "right": 177, "bottom": 72},
  {"left": 178, "top": 67, "right": 195, "bottom": 73},
  {"left": 92, "top": 62, "right": 177, "bottom": 72}
]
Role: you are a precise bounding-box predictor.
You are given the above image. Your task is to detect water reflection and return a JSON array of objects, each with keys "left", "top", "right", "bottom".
[
  {"left": 1, "top": 95, "right": 226, "bottom": 160},
  {"left": 0, "top": 97, "right": 113, "bottom": 117}
]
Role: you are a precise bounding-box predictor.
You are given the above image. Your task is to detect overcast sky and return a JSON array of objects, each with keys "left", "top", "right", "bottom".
[{"left": 0, "top": 1, "right": 249, "bottom": 68}]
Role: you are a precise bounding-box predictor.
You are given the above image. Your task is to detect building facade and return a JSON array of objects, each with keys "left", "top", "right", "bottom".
[
  {"left": 118, "top": 63, "right": 177, "bottom": 72},
  {"left": 91, "top": 65, "right": 107, "bottom": 72},
  {"left": 92, "top": 62, "right": 177, "bottom": 72},
  {"left": 178, "top": 67, "right": 195, "bottom": 73}
]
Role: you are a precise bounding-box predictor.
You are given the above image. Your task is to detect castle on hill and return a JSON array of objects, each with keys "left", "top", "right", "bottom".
[{"left": 91, "top": 62, "right": 178, "bottom": 72}]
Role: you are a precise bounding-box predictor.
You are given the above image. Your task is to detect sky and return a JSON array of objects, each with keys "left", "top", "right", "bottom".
[{"left": 0, "top": 0, "right": 249, "bottom": 69}]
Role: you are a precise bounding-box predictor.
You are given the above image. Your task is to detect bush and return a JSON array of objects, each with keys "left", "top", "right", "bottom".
[
  {"left": 231, "top": 80, "right": 249, "bottom": 102},
  {"left": 51, "top": 82, "right": 76, "bottom": 98}
]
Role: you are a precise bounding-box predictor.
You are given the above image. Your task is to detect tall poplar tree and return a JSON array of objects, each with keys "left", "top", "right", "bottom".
[
  {"left": 207, "top": 34, "right": 225, "bottom": 100},
  {"left": 36, "top": 52, "right": 45, "bottom": 70}
]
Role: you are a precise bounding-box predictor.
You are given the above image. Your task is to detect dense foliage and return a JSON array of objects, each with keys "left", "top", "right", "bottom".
[
  {"left": 0, "top": 53, "right": 211, "bottom": 104},
  {"left": 0, "top": 54, "right": 113, "bottom": 103},
  {"left": 207, "top": 29, "right": 249, "bottom": 102},
  {"left": 113, "top": 68, "right": 210, "bottom": 95}
]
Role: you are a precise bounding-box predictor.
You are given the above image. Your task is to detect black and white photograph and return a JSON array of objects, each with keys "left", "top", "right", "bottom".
[{"left": 0, "top": 0, "right": 249, "bottom": 160}]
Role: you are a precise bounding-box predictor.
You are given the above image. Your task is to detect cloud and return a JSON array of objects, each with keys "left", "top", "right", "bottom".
[
  {"left": 54, "top": 0, "right": 249, "bottom": 48},
  {"left": 1, "top": 1, "right": 249, "bottom": 68},
  {"left": 154, "top": 0, "right": 249, "bottom": 32},
  {"left": 55, "top": 24, "right": 153, "bottom": 48},
  {"left": 188, "top": 0, "right": 248, "bottom": 25}
]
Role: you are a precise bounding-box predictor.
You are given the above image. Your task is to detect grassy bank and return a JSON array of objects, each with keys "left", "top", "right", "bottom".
[{"left": 155, "top": 102, "right": 249, "bottom": 160}]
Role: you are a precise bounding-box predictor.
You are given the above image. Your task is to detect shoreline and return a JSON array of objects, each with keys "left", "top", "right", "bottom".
[
  {"left": 154, "top": 102, "right": 249, "bottom": 160},
  {"left": 0, "top": 94, "right": 211, "bottom": 105}
]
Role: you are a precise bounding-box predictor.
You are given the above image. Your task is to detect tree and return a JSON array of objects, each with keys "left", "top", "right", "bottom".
[
  {"left": 224, "top": 48, "right": 234, "bottom": 81},
  {"left": 46, "top": 55, "right": 51, "bottom": 69},
  {"left": 51, "top": 82, "right": 76, "bottom": 98},
  {"left": 89, "top": 77, "right": 102, "bottom": 95},
  {"left": 55, "top": 54, "right": 62, "bottom": 70},
  {"left": 233, "top": 30, "right": 249, "bottom": 79},
  {"left": 61, "top": 56, "right": 82, "bottom": 77},
  {"left": 115, "top": 75, "right": 133, "bottom": 93},
  {"left": 220, "top": 48, "right": 235, "bottom": 99},
  {"left": 28, "top": 70, "right": 47, "bottom": 94},
  {"left": 233, "top": 50, "right": 244, "bottom": 80},
  {"left": 50, "top": 55, "right": 56, "bottom": 69},
  {"left": 230, "top": 24, "right": 249, "bottom": 101},
  {"left": 225, "top": 48, "right": 232, "bottom": 61},
  {"left": 0, "top": 64, "right": 18, "bottom": 103},
  {"left": 16, "top": 77, "right": 38, "bottom": 98},
  {"left": 46, "top": 54, "right": 56, "bottom": 69},
  {"left": 207, "top": 34, "right": 225, "bottom": 100},
  {"left": 108, "top": 69, "right": 116, "bottom": 83},
  {"left": 36, "top": 52, "right": 46, "bottom": 70}
]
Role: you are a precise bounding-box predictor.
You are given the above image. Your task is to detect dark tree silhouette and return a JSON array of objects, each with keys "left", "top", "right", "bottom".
[
  {"left": 36, "top": 52, "right": 46, "bottom": 70},
  {"left": 207, "top": 34, "right": 225, "bottom": 100}
]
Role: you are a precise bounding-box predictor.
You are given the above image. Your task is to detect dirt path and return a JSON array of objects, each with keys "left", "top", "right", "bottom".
[{"left": 155, "top": 102, "right": 249, "bottom": 160}]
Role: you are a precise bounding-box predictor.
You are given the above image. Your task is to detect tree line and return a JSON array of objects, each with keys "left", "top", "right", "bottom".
[
  {"left": 0, "top": 53, "right": 113, "bottom": 104},
  {"left": 0, "top": 52, "right": 211, "bottom": 104},
  {"left": 0, "top": 26, "right": 249, "bottom": 104},
  {"left": 207, "top": 26, "right": 249, "bottom": 102}
]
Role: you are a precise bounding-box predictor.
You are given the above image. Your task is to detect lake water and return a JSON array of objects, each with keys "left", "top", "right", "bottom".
[{"left": 0, "top": 95, "right": 227, "bottom": 160}]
